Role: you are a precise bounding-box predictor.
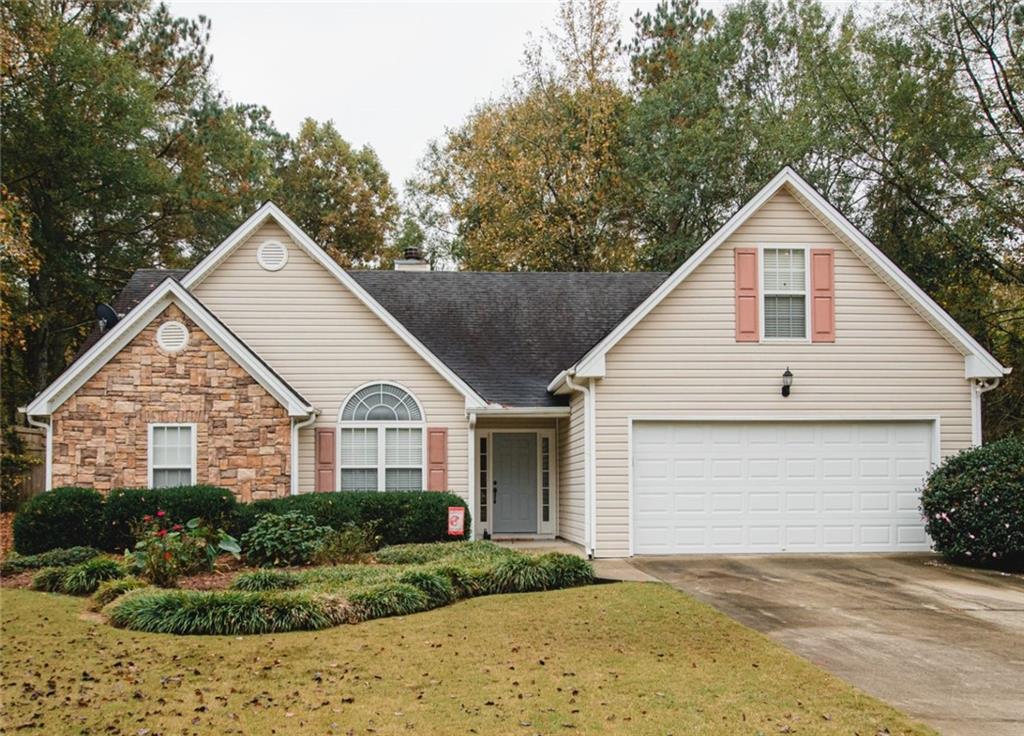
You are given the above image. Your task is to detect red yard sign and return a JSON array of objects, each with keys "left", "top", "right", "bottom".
[{"left": 447, "top": 506, "right": 465, "bottom": 536}]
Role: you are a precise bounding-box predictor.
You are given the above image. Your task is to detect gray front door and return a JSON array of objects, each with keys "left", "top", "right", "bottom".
[{"left": 492, "top": 433, "right": 538, "bottom": 534}]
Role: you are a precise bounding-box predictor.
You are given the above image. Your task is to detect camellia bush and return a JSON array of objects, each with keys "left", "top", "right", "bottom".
[{"left": 920, "top": 434, "right": 1024, "bottom": 571}]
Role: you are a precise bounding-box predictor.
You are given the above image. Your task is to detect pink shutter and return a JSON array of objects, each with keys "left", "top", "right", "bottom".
[
  {"left": 734, "top": 248, "right": 759, "bottom": 342},
  {"left": 810, "top": 249, "right": 835, "bottom": 342},
  {"left": 315, "top": 427, "right": 336, "bottom": 492},
  {"left": 426, "top": 427, "right": 448, "bottom": 491}
]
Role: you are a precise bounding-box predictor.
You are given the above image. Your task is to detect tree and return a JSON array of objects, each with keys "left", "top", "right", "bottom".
[
  {"left": 409, "top": 0, "right": 636, "bottom": 271},
  {"left": 274, "top": 119, "right": 399, "bottom": 267}
]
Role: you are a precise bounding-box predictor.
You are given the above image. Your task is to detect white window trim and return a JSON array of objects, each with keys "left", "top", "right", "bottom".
[
  {"left": 338, "top": 382, "right": 427, "bottom": 493},
  {"left": 760, "top": 244, "right": 811, "bottom": 343},
  {"left": 147, "top": 422, "right": 198, "bottom": 489}
]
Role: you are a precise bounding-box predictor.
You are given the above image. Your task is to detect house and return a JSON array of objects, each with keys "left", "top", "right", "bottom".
[{"left": 23, "top": 168, "right": 1009, "bottom": 558}]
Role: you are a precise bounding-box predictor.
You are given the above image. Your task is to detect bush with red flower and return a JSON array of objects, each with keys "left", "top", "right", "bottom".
[{"left": 125, "top": 511, "right": 241, "bottom": 587}]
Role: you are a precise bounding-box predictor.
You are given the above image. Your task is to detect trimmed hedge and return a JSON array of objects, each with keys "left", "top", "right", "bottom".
[
  {"left": 921, "top": 435, "right": 1024, "bottom": 571},
  {"left": 102, "top": 485, "right": 237, "bottom": 551},
  {"left": 106, "top": 589, "right": 352, "bottom": 635},
  {"left": 234, "top": 491, "right": 471, "bottom": 545},
  {"left": 13, "top": 487, "right": 105, "bottom": 554},
  {"left": 0, "top": 546, "right": 101, "bottom": 575}
]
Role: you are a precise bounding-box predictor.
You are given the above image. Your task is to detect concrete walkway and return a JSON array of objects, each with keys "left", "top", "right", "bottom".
[{"left": 632, "top": 553, "right": 1024, "bottom": 736}]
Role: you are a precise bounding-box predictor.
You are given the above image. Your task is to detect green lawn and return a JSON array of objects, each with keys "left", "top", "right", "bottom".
[{"left": 1, "top": 583, "right": 934, "bottom": 735}]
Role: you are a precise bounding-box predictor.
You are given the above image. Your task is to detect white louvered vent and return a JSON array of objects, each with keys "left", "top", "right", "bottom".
[
  {"left": 156, "top": 320, "right": 189, "bottom": 353},
  {"left": 257, "top": 240, "right": 289, "bottom": 271}
]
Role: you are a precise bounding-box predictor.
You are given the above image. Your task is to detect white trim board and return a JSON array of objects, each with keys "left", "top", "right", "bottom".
[
  {"left": 181, "top": 202, "right": 487, "bottom": 408},
  {"left": 26, "top": 279, "right": 314, "bottom": 418},
  {"left": 549, "top": 167, "right": 1008, "bottom": 391}
]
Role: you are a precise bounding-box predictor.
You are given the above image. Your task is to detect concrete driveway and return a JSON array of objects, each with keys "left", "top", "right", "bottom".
[{"left": 631, "top": 554, "right": 1024, "bottom": 736}]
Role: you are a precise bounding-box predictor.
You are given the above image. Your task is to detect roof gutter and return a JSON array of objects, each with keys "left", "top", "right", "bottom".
[
  {"left": 290, "top": 410, "right": 320, "bottom": 495},
  {"left": 20, "top": 408, "right": 52, "bottom": 492}
]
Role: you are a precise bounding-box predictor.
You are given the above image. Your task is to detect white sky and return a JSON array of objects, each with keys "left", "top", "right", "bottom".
[{"left": 166, "top": 1, "right": 872, "bottom": 189}]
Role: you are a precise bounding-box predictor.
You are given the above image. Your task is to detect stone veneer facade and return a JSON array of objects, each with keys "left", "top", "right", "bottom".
[{"left": 51, "top": 304, "right": 292, "bottom": 501}]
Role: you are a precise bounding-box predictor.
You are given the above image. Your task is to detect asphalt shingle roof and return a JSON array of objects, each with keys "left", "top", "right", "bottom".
[{"left": 85, "top": 268, "right": 668, "bottom": 407}]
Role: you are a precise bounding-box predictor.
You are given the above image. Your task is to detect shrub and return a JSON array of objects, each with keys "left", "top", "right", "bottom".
[
  {"left": 60, "top": 558, "right": 125, "bottom": 595},
  {"left": 374, "top": 540, "right": 508, "bottom": 565},
  {"left": 90, "top": 576, "right": 147, "bottom": 611},
  {"left": 920, "top": 435, "right": 1024, "bottom": 571},
  {"left": 125, "top": 513, "right": 241, "bottom": 587},
  {"left": 348, "top": 582, "right": 430, "bottom": 621},
  {"left": 241, "top": 512, "right": 332, "bottom": 567},
  {"left": 13, "top": 487, "right": 105, "bottom": 554},
  {"left": 538, "top": 553, "right": 594, "bottom": 587},
  {"left": 234, "top": 492, "right": 471, "bottom": 546},
  {"left": 31, "top": 567, "right": 67, "bottom": 592},
  {"left": 313, "top": 522, "right": 382, "bottom": 564},
  {"left": 1, "top": 546, "right": 101, "bottom": 575},
  {"left": 231, "top": 570, "right": 302, "bottom": 592},
  {"left": 397, "top": 569, "right": 455, "bottom": 606},
  {"left": 102, "top": 485, "right": 237, "bottom": 551},
  {"left": 429, "top": 563, "right": 490, "bottom": 598},
  {"left": 106, "top": 589, "right": 351, "bottom": 635},
  {"left": 490, "top": 555, "right": 552, "bottom": 593}
]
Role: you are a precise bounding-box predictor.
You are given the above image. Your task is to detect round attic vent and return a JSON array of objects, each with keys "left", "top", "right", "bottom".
[
  {"left": 156, "top": 320, "right": 189, "bottom": 353},
  {"left": 257, "top": 240, "right": 288, "bottom": 271}
]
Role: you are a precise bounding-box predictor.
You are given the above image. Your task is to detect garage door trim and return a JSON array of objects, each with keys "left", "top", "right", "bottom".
[{"left": 626, "top": 413, "right": 940, "bottom": 556}]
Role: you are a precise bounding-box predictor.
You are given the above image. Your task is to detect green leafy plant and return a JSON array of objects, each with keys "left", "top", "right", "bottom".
[
  {"left": 30, "top": 566, "right": 67, "bottom": 592},
  {"left": 241, "top": 512, "right": 331, "bottom": 567},
  {"left": 312, "top": 522, "right": 382, "bottom": 564},
  {"left": 490, "top": 555, "right": 552, "bottom": 593},
  {"left": 13, "top": 487, "right": 105, "bottom": 554},
  {"left": 90, "top": 576, "right": 147, "bottom": 611},
  {"left": 60, "top": 557, "right": 125, "bottom": 595},
  {"left": 538, "top": 553, "right": 594, "bottom": 587},
  {"left": 102, "top": 485, "right": 237, "bottom": 552},
  {"left": 231, "top": 570, "right": 302, "bottom": 592},
  {"left": 106, "top": 589, "right": 352, "bottom": 635},
  {"left": 921, "top": 435, "right": 1024, "bottom": 571},
  {"left": 1, "top": 546, "right": 101, "bottom": 575},
  {"left": 348, "top": 582, "right": 430, "bottom": 621},
  {"left": 125, "top": 512, "right": 241, "bottom": 587},
  {"left": 397, "top": 569, "right": 455, "bottom": 606}
]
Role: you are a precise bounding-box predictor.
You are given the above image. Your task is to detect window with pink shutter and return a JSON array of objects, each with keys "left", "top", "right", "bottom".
[
  {"left": 810, "top": 249, "right": 836, "bottom": 342},
  {"left": 314, "top": 427, "right": 335, "bottom": 492},
  {"left": 735, "top": 248, "right": 759, "bottom": 342},
  {"left": 427, "top": 427, "right": 448, "bottom": 491}
]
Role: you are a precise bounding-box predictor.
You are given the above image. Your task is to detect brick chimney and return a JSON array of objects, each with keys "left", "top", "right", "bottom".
[{"left": 394, "top": 246, "right": 430, "bottom": 272}]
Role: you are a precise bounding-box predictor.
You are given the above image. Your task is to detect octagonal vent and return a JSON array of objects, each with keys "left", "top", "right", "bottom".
[
  {"left": 156, "top": 320, "right": 189, "bottom": 353},
  {"left": 257, "top": 240, "right": 289, "bottom": 271}
]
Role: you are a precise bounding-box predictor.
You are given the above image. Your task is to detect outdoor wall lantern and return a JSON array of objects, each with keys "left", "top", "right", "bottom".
[{"left": 781, "top": 368, "right": 794, "bottom": 397}]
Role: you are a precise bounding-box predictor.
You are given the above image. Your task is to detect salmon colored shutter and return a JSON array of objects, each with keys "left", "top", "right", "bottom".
[
  {"left": 810, "top": 249, "right": 836, "bottom": 342},
  {"left": 734, "top": 248, "right": 759, "bottom": 342},
  {"left": 314, "top": 427, "right": 336, "bottom": 492},
  {"left": 426, "top": 427, "right": 448, "bottom": 491}
]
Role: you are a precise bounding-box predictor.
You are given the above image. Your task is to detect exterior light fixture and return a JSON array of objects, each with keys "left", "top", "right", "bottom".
[{"left": 782, "top": 368, "right": 793, "bottom": 397}]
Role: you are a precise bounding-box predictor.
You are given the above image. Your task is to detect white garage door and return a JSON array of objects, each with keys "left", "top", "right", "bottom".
[{"left": 632, "top": 420, "right": 934, "bottom": 554}]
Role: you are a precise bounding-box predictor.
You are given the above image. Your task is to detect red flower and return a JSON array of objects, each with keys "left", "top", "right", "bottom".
[
  {"left": 164, "top": 551, "right": 173, "bottom": 561},
  {"left": 156, "top": 510, "right": 166, "bottom": 518},
  {"left": 143, "top": 515, "right": 153, "bottom": 522},
  {"left": 172, "top": 524, "right": 183, "bottom": 531},
  {"left": 157, "top": 529, "right": 168, "bottom": 537}
]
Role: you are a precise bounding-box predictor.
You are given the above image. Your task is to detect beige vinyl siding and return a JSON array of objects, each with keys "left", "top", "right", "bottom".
[
  {"left": 593, "top": 187, "right": 973, "bottom": 557},
  {"left": 192, "top": 222, "right": 469, "bottom": 498},
  {"left": 558, "top": 393, "right": 586, "bottom": 545},
  {"left": 476, "top": 417, "right": 557, "bottom": 431}
]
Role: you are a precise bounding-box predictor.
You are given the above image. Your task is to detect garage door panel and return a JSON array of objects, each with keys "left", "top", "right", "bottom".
[{"left": 632, "top": 420, "right": 933, "bottom": 554}]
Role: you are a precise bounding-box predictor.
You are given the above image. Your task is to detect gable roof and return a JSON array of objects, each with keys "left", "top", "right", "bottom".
[
  {"left": 551, "top": 166, "right": 1009, "bottom": 389},
  {"left": 26, "top": 279, "right": 314, "bottom": 418},
  {"left": 349, "top": 271, "right": 669, "bottom": 406},
  {"left": 180, "top": 202, "right": 488, "bottom": 408}
]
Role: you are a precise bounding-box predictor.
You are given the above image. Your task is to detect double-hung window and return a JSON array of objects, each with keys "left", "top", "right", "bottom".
[
  {"left": 339, "top": 383, "right": 424, "bottom": 492},
  {"left": 149, "top": 424, "right": 196, "bottom": 488},
  {"left": 762, "top": 247, "right": 808, "bottom": 339}
]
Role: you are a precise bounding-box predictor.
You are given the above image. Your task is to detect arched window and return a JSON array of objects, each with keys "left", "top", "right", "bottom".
[{"left": 339, "top": 383, "right": 424, "bottom": 492}]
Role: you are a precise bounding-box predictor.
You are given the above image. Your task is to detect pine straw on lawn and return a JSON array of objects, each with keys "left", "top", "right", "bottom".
[{"left": 1, "top": 583, "right": 936, "bottom": 736}]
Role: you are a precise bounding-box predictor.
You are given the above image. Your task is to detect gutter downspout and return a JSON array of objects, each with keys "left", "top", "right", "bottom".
[
  {"left": 565, "top": 374, "right": 595, "bottom": 558},
  {"left": 971, "top": 378, "right": 1001, "bottom": 446},
  {"left": 290, "top": 411, "right": 319, "bottom": 495},
  {"left": 22, "top": 410, "right": 52, "bottom": 491}
]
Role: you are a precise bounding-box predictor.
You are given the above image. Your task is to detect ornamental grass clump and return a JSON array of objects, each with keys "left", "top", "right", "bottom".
[
  {"left": 60, "top": 557, "right": 125, "bottom": 595},
  {"left": 31, "top": 567, "right": 67, "bottom": 592},
  {"left": 397, "top": 569, "right": 456, "bottom": 606},
  {"left": 1, "top": 546, "right": 101, "bottom": 575},
  {"left": 490, "top": 555, "right": 553, "bottom": 593},
  {"left": 106, "top": 589, "right": 351, "bottom": 635},
  {"left": 538, "top": 553, "right": 594, "bottom": 587},
  {"left": 231, "top": 570, "right": 302, "bottom": 592},
  {"left": 90, "top": 576, "right": 147, "bottom": 611},
  {"left": 348, "top": 582, "right": 430, "bottom": 621}
]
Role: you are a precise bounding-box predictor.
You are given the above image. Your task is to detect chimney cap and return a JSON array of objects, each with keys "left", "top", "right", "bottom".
[{"left": 394, "top": 246, "right": 430, "bottom": 272}]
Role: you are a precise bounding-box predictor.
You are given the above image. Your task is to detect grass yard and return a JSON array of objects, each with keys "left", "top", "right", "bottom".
[{"left": 1, "top": 582, "right": 934, "bottom": 735}]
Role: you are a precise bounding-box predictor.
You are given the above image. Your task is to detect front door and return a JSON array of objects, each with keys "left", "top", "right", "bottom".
[{"left": 492, "top": 432, "right": 538, "bottom": 534}]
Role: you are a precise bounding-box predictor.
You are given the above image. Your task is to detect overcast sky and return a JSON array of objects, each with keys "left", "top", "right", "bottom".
[{"left": 166, "top": 1, "right": 868, "bottom": 189}]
